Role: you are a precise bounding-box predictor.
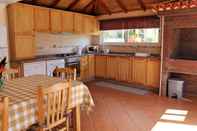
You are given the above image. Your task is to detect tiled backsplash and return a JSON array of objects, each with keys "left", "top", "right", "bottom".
[{"left": 35, "top": 32, "right": 92, "bottom": 56}]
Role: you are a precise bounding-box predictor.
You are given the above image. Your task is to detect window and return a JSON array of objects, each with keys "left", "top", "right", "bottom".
[
  {"left": 102, "top": 30, "right": 125, "bottom": 43},
  {"left": 128, "top": 28, "right": 159, "bottom": 43},
  {"left": 101, "top": 28, "right": 159, "bottom": 45}
]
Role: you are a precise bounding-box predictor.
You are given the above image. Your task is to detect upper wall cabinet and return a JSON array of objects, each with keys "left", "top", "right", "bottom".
[
  {"left": 62, "top": 11, "right": 75, "bottom": 33},
  {"left": 84, "top": 15, "right": 99, "bottom": 34},
  {"left": 34, "top": 6, "right": 50, "bottom": 32},
  {"left": 74, "top": 13, "right": 84, "bottom": 34},
  {"left": 50, "top": 9, "right": 62, "bottom": 33},
  {"left": 8, "top": 3, "right": 34, "bottom": 35}
]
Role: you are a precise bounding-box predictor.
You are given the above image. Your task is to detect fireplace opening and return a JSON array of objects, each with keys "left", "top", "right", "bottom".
[{"left": 171, "top": 28, "right": 197, "bottom": 60}]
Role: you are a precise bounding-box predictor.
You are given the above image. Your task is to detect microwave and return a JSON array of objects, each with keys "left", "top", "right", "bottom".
[{"left": 87, "top": 46, "right": 99, "bottom": 53}]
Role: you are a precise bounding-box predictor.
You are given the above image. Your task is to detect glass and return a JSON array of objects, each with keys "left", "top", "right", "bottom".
[
  {"left": 128, "top": 28, "right": 159, "bottom": 43},
  {"left": 102, "top": 30, "right": 125, "bottom": 43}
]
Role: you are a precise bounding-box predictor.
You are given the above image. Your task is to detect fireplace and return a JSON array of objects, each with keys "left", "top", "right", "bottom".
[
  {"left": 171, "top": 28, "right": 197, "bottom": 60},
  {"left": 160, "top": 9, "right": 197, "bottom": 96}
]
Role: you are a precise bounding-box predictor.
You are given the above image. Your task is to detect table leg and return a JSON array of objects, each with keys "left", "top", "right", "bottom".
[{"left": 73, "top": 105, "right": 81, "bottom": 131}]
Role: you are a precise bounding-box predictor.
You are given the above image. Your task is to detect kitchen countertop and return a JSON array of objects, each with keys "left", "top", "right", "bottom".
[{"left": 11, "top": 52, "right": 160, "bottom": 63}]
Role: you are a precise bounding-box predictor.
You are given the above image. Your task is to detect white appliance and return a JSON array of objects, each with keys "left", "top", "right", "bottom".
[
  {"left": 168, "top": 78, "right": 184, "bottom": 99},
  {"left": 24, "top": 61, "right": 46, "bottom": 77},
  {"left": 46, "top": 59, "right": 65, "bottom": 76}
]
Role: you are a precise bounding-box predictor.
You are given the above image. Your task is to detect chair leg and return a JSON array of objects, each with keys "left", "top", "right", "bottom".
[{"left": 67, "top": 118, "right": 69, "bottom": 131}]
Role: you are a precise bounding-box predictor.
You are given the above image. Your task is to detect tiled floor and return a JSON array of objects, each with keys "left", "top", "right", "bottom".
[{"left": 81, "top": 82, "right": 197, "bottom": 131}]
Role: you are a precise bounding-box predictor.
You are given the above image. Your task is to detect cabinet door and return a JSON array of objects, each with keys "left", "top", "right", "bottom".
[
  {"left": 106, "top": 56, "right": 118, "bottom": 80},
  {"left": 24, "top": 61, "right": 46, "bottom": 77},
  {"left": 133, "top": 57, "right": 147, "bottom": 85},
  {"left": 62, "top": 12, "right": 74, "bottom": 33},
  {"left": 95, "top": 56, "right": 107, "bottom": 78},
  {"left": 88, "top": 55, "right": 95, "bottom": 80},
  {"left": 50, "top": 10, "right": 62, "bottom": 33},
  {"left": 8, "top": 3, "right": 34, "bottom": 35},
  {"left": 74, "top": 13, "right": 84, "bottom": 34},
  {"left": 14, "top": 35, "right": 35, "bottom": 60},
  {"left": 34, "top": 7, "right": 50, "bottom": 32},
  {"left": 128, "top": 57, "right": 134, "bottom": 82},
  {"left": 147, "top": 58, "right": 161, "bottom": 88},
  {"left": 118, "top": 57, "right": 130, "bottom": 82},
  {"left": 80, "top": 56, "right": 88, "bottom": 81}
]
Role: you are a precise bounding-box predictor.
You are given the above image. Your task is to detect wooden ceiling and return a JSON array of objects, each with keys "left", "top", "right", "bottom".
[{"left": 20, "top": 0, "right": 164, "bottom": 16}]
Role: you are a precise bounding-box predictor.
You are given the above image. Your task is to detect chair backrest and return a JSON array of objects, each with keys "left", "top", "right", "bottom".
[
  {"left": 37, "top": 80, "right": 72, "bottom": 130},
  {"left": 3, "top": 68, "right": 19, "bottom": 80},
  {"left": 0, "top": 97, "right": 9, "bottom": 131},
  {"left": 53, "top": 67, "right": 77, "bottom": 80}
]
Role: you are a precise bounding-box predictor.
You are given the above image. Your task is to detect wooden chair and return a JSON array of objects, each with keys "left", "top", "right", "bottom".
[
  {"left": 0, "top": 97, "right": 9, "bottom": 131},
  {"left": 53, "top": 67, "right": 77, "bottom": 81},
  {"left": 37, "top": 80, "right": 72, "bottom": 131},
  {"left": 2, "top": 68, "right": 19, "bottom": 80}
]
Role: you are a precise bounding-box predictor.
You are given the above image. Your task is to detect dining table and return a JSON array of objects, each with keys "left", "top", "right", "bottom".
[{"left": 0, "top": 75, "right": 94, "bottom": 131}]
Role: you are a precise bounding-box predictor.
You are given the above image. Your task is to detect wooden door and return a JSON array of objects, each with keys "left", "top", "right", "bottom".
[
  {"left": 133, "top": 57, "right": 147, "bottom": 85},
  {"left": 95, "top": 55, "right": 107, "bottom": 78},
  {"left": 34, "top": 6, "right": 50, "bottom": 32},
  {"left": 50, "top": 9, "right": 62, "bottom": 33},
  {"left": 14, "top": 35, "right": 35, "bottom": 60},
  {"left": 147, "top": 58, "right": 161, "bottom": 88},
  {"left": 88, "top": 55, "right": 95, "bottom": 80},
  {"left": 74, "top": 13, "right": 84, "bottom": 34},
  {"left": 118, "top": 56, "right": 130, "bottom": 82},
  {"left": 8, "top": 3, "right": 34, "bottom": 35},
  {"left": 62, "top": 12, "right": 74, "bottom": 33},
  {"left": 106, "top": 56, "right": 118, "bottom": 80}
]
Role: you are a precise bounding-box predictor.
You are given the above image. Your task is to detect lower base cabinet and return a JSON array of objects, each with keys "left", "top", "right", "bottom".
[
  {"left": 133, "top": 57, "right": 147, "bottom": 85},
  {"left": 80, "top": 55, "right": 95, "bottom": 82},
  {"left": 95, "top": 55, "right": 161, "bottom": 89},
  {"left": 95, "top": 55, "right": 107, "bottom": 78},
  {"left": 147, "top": 58, "right": 161, "bottom": 88}
]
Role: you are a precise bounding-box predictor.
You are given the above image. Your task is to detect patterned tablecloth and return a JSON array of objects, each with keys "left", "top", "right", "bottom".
[{"left": 0, "top": 75, "right": 94, "bottom": 131}]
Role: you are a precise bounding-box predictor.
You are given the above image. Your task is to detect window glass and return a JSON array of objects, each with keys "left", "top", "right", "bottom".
[
  {"left": 102, "top": 30, "right": 125, "bottom": 43},
  {"left": 101, "top": 28, "right": 159, "bottom": 44},
  {"left": 128, "top": 28, "right": 159, "bottom": 43}
]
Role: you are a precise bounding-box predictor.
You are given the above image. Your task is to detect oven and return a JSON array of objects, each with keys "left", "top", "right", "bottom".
[{"left": 65, "top": 55, "right": 81, "bottom": 77}]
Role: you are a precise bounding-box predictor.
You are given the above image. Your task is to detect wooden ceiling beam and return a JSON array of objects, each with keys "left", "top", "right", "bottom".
[
  {"left": 137, "top": 0, "right": 146, "bottom": 11},
  {"left": 67, "top": 0, "right": 80, "bottom": 10},
  {"left": 115, "top": 0, "right": 128, "bottom": 13},
  {"left": 98, "top": 0, "right": 111, "bottom": 15},
  {"left": 83, "top": 0, "right": 94, "bottom": 11},
  {"left": 49, "top": 0, "right": 61, "bottom": 7}
]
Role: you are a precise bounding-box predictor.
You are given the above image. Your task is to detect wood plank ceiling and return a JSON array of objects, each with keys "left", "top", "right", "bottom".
[{"left": 20, "top": 0, "right": 164, "bottom": 16}]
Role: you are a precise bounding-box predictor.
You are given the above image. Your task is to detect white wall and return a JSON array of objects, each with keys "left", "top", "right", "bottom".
[
  {"left": 0, "top": 3, "right": 9, "bottom": 63},
  {"left": 35, "top": 32, "right": 92, "bottom": 56}
]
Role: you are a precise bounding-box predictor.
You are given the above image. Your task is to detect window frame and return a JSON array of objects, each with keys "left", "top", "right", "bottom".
[{"left": 101, "top": 28, "right": 161, "bottom": 47}]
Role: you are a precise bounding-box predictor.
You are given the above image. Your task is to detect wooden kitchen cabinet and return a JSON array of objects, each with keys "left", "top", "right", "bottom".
[
  {"left": 62, "top": 11, "right": 75, "bottom": 33},
  {"left": 133, "top": 57, "right": 147, "bottom": 85},
  {"left": 81, "top": 55, "right": 95, "bottom": 81},
  {"left": 88, "top": 55, "right": 95, "bottom": 80},
  {"left": 11, "top": 35, "right": 35, "bottom": 60},
  {"left": 34, "top": 6, "right": 50, "bottom": 32},
  {"left": 50, "top": 9, "right": 62, "bottom": 33},
  {"left": 80, "top": 56, "right": 88, "bottom": 81},
  {"left": 147, "top": 58, "right": 161, "bottom": 88},
  {"left": 106, "top": 56, "right": 118, "bottom": 80},
  {"left": 74, "top": 13, "right": 84, "bottom": 34},
  {"left": 8, "top": 3, "right": 34, "bottom": 35},
  {"left": 118, "top": 56, "right": 130, "bottom": 82},
  {"left": 95, "top": 55, "right": 107, "bottom": 78}
]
